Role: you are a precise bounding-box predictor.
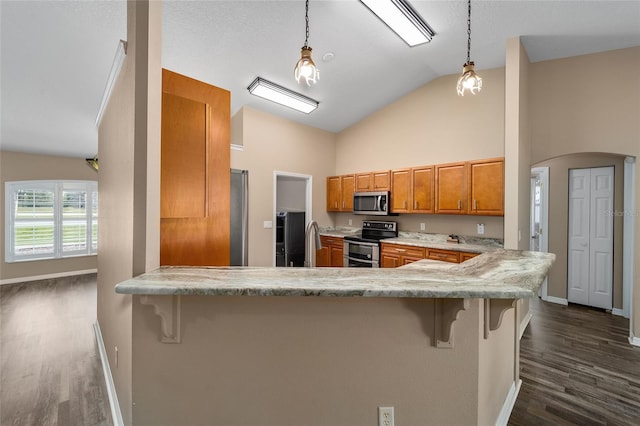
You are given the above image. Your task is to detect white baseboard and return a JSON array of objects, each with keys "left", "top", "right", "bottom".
[
  {"left": 629, "top": 335, "right": 640, "bottom": 347},
  {"left": 519, "top": 311, "right": 533, "bottom": 339},
  {"left": 93, "top": 321, "right": 124, "bottom": 426},
  {"left": 0, "top": 269, "right": 97, "bottom": 286},
  {"left": 543, "top": 295, "right": 568, "bottom": 305},
  {"left": 495, "top": 379, "right": 522, "bottom": 426},
  {"left": 612, "top": 308, "right": 629, "bottom": 318}
]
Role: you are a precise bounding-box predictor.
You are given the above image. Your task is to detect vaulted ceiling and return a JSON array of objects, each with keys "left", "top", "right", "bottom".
[{"left": 2, "top": 1, "right": 639, "bottom": 158}]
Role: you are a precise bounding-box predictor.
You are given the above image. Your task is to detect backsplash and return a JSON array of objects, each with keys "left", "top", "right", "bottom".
[{"left": 332, "top": 213, "right": 505, "bottom": 239}]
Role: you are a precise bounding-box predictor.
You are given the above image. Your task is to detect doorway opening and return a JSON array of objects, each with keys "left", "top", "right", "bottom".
[
  {"left": 530, "top": 167, "right": 549, "bottom": 300},
  {"left": 273, "top": 172, "right": 313, "bottom": 267}
]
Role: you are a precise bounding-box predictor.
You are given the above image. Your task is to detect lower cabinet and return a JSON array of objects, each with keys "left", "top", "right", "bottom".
[
  {"left": 317, "top": 236, "right": 344, "bottom": 267},
  {"left": 380, "top": 244, "right": 426, "bottom": 268},
  {"left": 381, "top": 243, "right": 480, "bottom": 267}
]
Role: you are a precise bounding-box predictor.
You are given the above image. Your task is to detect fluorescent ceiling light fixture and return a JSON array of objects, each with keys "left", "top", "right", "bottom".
[
  {"left": 247, "top": 77, "right": 319, "bottom": 114},
  {"left": 360, "top": 0, "right": 435, "bottom": 47},
  {"left": 96, "top": 39, "right": 127, "bottom": 127}
]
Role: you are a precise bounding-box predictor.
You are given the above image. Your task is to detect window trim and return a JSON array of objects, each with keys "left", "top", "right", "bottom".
[{"left": 5, "top": 180, "right": 98, "bottom": 263}]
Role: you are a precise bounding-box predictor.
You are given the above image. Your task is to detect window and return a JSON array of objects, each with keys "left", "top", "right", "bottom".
[{"left": 5, "top": 180, "right": 98, "bottom": 262}]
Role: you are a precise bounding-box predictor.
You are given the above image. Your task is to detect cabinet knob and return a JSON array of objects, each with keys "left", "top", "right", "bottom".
[
  {"left": 457, "top": 200, "right": 461, "bottom": 210},
  {"left": 414, "top": 201, "right": 418, "bottom": 209}
]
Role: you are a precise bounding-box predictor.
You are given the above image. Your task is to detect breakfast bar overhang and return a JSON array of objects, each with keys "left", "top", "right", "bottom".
[{"left": 116, "top": 249, "right": 554, "bottom": 425}]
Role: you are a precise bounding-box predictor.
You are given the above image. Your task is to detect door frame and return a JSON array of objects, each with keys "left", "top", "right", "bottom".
[
  {"left": 273, "top": 171, "right": 313, "bottom": 267},
  {"left": 623, "top": 157, "right": 637, "bottom": 345},
  {"left": 530, "top": 167, "right": 549, "bottom": 300}
]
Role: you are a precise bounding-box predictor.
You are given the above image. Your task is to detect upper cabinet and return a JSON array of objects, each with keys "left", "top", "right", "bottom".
[
  {"left": 435, "top": 162, "right": 468, "bottom": 214},
  {"left": 327, "top": 174, "right": 354, "bottom": 212},
  {"left": 468, "top": 158, "right": 504, "bottom": 216},
  {"left": 329, "top": 157, "right": 503, "bottom": 217},
  {"left": 356, "top": 171, "right": 391, "bottom": 192},
  {"left": 412, "top": 166, "right": 434, "bottom": 214},
  {"left": 390, "top": 169, "right": 411, "bottom": 213},
  {"left": 390, "top": 167, "right": 434, "bottom": 214}
]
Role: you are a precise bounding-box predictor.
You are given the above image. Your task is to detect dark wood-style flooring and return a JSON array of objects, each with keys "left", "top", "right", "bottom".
[
  {"left": 3, "top": 276, "right": 640, "bottom": 425},
  {"left": 510, "top": 296, "right": 640, "bottom": 425},
  {"left": 1, "top": 275, "right": 111, "bottom": 426}
]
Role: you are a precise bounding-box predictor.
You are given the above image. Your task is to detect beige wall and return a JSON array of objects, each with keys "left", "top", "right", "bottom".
[
  {"left": 97, "top": 1, "right": 161, "bottom": 424},
  {"left": 528, "top": 47, "right": 639, "bottom": 334},
  {"left": 533, "top": 154, "right": 625, "bottom": 308},
  {"left": 0, "top": 151, "right": 98, "bottom": 281},
  {"left": 131, "top": 296, "right": 514, "bottom": 425},
  {"left": 333, "top": 67, "right": 506, "bottom": 239},
  {"left": 504, "top": 37, "right": 533, "bottom": 327},
  {"left": 231, "top": 107, "right": 336, "bottom": 266}
]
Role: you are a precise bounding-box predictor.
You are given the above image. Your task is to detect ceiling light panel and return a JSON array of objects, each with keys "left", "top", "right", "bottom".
[
  {"left": 360, "top": 0, "right": 435, "bottom": 47},
  {"left": 247, "top": 77, "right": 319, "bottom": 114}
]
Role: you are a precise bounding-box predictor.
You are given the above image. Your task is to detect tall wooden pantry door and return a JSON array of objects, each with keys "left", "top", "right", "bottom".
[
  {"left": 567, "top": 166, "right": 614, "bottom": 309},
  {"left": 160, "top": 69, "right": 230, "bottom": 266}
]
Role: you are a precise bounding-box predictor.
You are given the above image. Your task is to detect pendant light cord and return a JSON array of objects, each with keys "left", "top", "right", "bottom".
[
  {"left": 304, "top": 0, "right": 310, "bottom": 48},
  {"left": 466, "top": 0, "right": 472, "bottom": 64}
]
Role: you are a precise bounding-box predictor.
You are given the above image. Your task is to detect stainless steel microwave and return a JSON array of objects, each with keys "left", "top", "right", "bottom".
[{"left": 353, "top": 191, "right": 390, "bottom": 215}]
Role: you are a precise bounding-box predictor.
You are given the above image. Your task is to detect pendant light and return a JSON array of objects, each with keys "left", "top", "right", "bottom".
[
  {"left": 294, "top": 0, "right": 319, "bottom": 86},
  {"left": 456, "top": 0, "right": 482, "bottom": 96}
]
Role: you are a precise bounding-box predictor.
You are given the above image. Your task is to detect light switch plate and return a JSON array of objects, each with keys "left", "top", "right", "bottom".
[
  {"left": 263, "top": 220, "right": 273, "bottom": 229},
  {"left": 477, "top": 223, "right": 485, "bottom": 235}
]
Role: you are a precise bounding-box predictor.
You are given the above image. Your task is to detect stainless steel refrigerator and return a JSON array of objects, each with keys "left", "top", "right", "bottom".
[{"left": 230, "top": 169, "right": 248, "bottom": 266}]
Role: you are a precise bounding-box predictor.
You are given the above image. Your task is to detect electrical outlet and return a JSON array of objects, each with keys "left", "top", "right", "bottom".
[
  {"left": 420, "top": 223, "right": 425, "bottom": 231},
  {"left": 477, "top": 223, "right": 485, "bottom": 235},
  {"left": 378, "top": 407, "right": 394, "bottom": 426},
  {"left": 349, "top": 219, "right": 352, "bottom": 226},
  {"left": 115, "top": 346, "right": 118, "bottom": 367}
]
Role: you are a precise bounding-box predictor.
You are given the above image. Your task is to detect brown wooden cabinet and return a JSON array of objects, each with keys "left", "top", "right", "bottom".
[
  {"left": 412, "top": 166, "right": 434, "bottom": 213},
  {"left": 435, "top": 162, "right": 468, "bottom": 214},
  {"left": 426, "top": 248, "right": 460, "bottom": 263},
  {"left": 326, "top": 175, "right": 354, "bottom": 212},
  {"left": 460, "top": 252, "right": 479, "bottom": 262},
  {"left": 468, "top": 158, "right": 504, "bottom": 216},
  {"left": 160, "top": 69, "right": 230, "bottom": 266},
  {"left": 380, "top": 243, "right": 426, "bottom": 267},
  {"left": 390, "top": 166, "right": 434, "bottom": 214},
  {"left": 317, "top": 236, "right": 344, "bottom": 267},
  {"left": 390, "top": 169, "right": 411, "bottom": 213},
  {"left": 381, "top": 242, "right": 481, "bottom": 267},
  {"left": 355, "top": 171, "right": 390, "bottom": 192}
]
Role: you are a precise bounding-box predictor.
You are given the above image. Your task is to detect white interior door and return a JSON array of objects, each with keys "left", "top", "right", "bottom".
[
  {"left": 568, "top": 167, "right": 614, "bottom": 309},
  {"left": 588, "top": 167, "right": 614, "bottom": 309}
]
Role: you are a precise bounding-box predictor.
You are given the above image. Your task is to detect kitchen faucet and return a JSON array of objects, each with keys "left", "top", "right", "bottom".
[{"left": 304, "top": 220, "right": 322, "bottom": 267}]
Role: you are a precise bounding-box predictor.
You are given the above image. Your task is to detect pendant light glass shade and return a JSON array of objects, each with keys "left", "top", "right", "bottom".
[
  {"left": 294, "top": 0, "right": 319, "bottom": 86},
  {"left": 457, "top": 0, "right": 481, "bottom": 96},
  {"left": 456, "top": 61, "right": 482, "bottom": 96},
  {"left": 294, "top": 46, "right": 319, "bottom": 86}
]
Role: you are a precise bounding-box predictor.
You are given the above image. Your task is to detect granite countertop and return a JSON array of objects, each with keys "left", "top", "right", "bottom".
[
  {"left": 383, "top": 232, "right": 503, "bottom": 254},
  {"left": 115, "top": 249, "right": 554, "bottom": 299},
  {"left": 318, "top": 227, "right": 361, "bottom": 238}
]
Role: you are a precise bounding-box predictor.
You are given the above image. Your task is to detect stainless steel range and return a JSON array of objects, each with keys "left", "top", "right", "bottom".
[{"left": 343, "top": 220, "right": 398, "bottom": 268}]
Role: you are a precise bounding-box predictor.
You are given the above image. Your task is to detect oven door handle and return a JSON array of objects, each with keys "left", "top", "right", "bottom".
[
  {"left": 344, "top": 255, "right": 377, "bottom": 265},
  {"left": 343, "top": 240, "right": 379, "bottom": 248}
]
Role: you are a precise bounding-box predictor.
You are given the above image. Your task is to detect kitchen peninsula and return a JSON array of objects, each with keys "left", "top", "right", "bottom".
[{"left": 116, "top": 250, "right": 554, "bottom": 425}]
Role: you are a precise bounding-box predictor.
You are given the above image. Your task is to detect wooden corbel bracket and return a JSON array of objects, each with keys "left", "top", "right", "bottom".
[
  {"left": 434, "top": 298, "right": 470, "bottom": 348},
  {"left": 484, "top": 298, "right": 518, "bottom": 339},
  {"left": 139, "top": 295, "right": 182, "bottom": 343}
]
